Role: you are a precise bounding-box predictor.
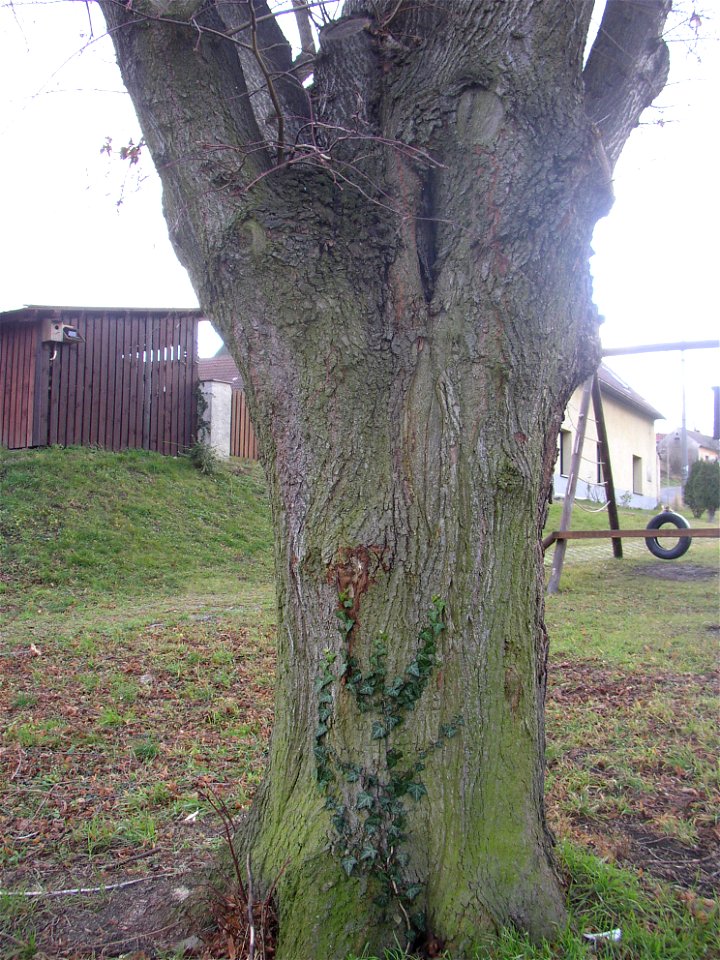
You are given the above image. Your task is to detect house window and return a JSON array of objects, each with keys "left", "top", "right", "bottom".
[
  {"left": 559, "top": 429, "right": 572, "bottom": 477},
  {"left": 597, "top": 442, "right": 605, "bottom": 485},
  {"left": 632, "top": 456, "right": 643, "bottom": 495}
]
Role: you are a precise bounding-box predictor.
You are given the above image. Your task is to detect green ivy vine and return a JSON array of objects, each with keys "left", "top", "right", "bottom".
[{"left": 314, "top": 594, "right": 463, "bottom": 939}]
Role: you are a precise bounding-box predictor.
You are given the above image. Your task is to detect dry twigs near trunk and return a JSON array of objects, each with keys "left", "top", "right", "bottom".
[{"left": 198, "top": 783, "right": 283, "bottom": 960}]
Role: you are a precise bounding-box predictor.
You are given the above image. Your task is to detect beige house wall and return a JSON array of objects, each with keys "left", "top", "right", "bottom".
[{"left": 554, "top": 386, "right": 660, "bottom": 510}]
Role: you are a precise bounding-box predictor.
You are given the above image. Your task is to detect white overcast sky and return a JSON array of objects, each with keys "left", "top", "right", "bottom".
[{"left": 0, "top": 1, "right": 718, "bottom": 434}]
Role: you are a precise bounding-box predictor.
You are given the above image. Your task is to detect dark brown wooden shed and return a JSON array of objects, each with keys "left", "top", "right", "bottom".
[{"left": 0, "top": 306, "right": 200, "bottom": 455}]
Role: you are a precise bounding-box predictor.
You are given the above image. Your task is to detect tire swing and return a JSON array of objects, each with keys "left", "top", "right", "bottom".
[{"left": 645, "top": 510, "right": 692, "bottom": 560}]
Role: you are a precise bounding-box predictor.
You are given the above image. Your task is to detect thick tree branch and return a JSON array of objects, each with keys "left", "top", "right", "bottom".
[
  {"left": 216, "top": 1, "right": 312, "bottom": 151},
  {"left": 292, "top": 0, "right": 316, "bottom": 56},
  {"left": 291, "top": 0, "right": 317, "bottom": 81},
  {"left": 583, "top": 0, "right": 671, "bottom": 169},
  {"left": 100, "top": 1, "right": 270, "bottom": 167},
  {"left": 98, "top": 0, "right": 276, "bottom": 278}
]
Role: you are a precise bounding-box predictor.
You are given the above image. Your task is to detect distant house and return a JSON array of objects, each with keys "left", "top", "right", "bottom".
[
  {"left": 555, "top": 365, "right": 662, "bottom": 510},
  {"left": 197, "top": 344, "right": 245, "bottom": 391},
  {"left": 0, "top": 305, "right": 200, "bottom": 454},
  {"left": 198, "top": 345, "right": 258, "bottom": 459},
  {"left": 657, "top": 429, "right": 720, "bottom": 475}
]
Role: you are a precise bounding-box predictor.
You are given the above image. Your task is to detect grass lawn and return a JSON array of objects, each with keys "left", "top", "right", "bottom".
[{"left": 1, "top": 447, "right": 718, "bottom": 959}]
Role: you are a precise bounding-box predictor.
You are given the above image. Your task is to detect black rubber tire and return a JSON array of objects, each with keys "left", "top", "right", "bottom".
[{"left": 645, "top": 511, "right": 692, "bottom": 560}]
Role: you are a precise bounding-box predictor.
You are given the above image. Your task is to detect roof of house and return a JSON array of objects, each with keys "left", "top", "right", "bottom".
[
  {"left": 658, "top": 429, "right": 720, "bottom": 452},
  {"left": 686, "top": 430, "right": 720, "bottom": 451},
  {"left": 598, "top": 363, "right": 663, "bottom": 421},
  {"left": 197, "top": 354, "right": 245, "bottom": 389}
]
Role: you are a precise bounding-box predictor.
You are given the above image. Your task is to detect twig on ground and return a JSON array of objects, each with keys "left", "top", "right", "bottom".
[{"left": 0, "top": 872, "right": 176, "bottom": 898}]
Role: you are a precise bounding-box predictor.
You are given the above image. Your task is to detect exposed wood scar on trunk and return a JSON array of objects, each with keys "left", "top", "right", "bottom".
[
  {"left": 504, "top": 664, "right": 523, "bottom": 716},
  {"left": 327, "top": 545, "right": 389, "bottom": 656}
]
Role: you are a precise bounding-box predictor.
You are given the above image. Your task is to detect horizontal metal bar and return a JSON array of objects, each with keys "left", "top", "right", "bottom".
[{"left": 602, "top": 340, "right": 720, "bottom": 356}]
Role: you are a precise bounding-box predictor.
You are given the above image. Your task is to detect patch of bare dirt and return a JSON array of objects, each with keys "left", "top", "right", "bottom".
[
  {"left": 637, "top": 562, "right": 717, "bottom": 582},
  {"left": 22, "top": 874, "right": 203, "bottom": 959},
  {"left": 547, "top": 660, "right": 720, "bottom": 897}
]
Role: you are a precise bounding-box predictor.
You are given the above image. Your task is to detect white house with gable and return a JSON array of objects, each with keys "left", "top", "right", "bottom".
[{"left": 554, "top": 364, "right": 662, "bottom": 510}]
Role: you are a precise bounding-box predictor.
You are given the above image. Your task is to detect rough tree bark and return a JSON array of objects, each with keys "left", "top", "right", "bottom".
[{"left": 98, "top": 1, "right": 671, "bottom": 955}]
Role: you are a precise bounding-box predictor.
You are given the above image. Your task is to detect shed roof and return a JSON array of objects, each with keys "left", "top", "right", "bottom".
[{"left": 0, "top": 305, "right": 203, "bottom": 323}]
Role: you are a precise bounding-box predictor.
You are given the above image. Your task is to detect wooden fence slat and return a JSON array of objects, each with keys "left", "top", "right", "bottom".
[
  {"left": 118, "top": 313, "right": 130, "bottom": 451},
  {"left": 105, "top": 312, "right": 117, "bottom": 450},
  {"left": 229, "top": 390, "right": 259, "bottom": 460},
  {"left": 80, "top": 315, "right": 94, "bottom": 447},
  {"left": 33, "top": 339, "right": 50, "bottom": 448},
  {"left": 6, "top": 326, "right": 20, "bottom": 447},
  {"left": 126, "top": 314, "right": 138, "bottom": 450},
  {"left": 57, "top": 318, "right": 69, "bottom": 445},
  {"left": 6, "top": 326, "right": 16, "bottom": 446},
  {"left": 169, "top": 321, "right": 178, "bottom": 454},
  {"left": 1, "top": 325, "right": 12, "bottom": 445},
  {"left": 74, "top": 314, "right": 87, "bottom": 445},
  {"left": 61, "top": 319, "right": 71, "bottom": 445},
  {"left": 5, "top": 325, "right": 18, "bottom": 447},
  {"left": 14, "top": 326, "right": 27, "bottom": 448},
  {"left": 183, "top": 314, "right": 197, "bottom": 450},
  {"left": 0, "top": 328, "right": 7, "bottom": 445},
  {"left": 135, "top": 316, "right": 147, "bottom": 450},
  {"left": 108, "top": 313, "right": 118, "bottom": 450},
  {"left": 168, "top": 320, "right": 179, "bottom": 454},
  {"left": 151, "top": 317, "right": 160, "bottom": 452},
  {"left": 110, "top": 313, "right": 121, "bottom": 451},
  {"left": 48, "top": 332, "right": 62, "bottom": 447},
  {"left": 153, "top": 314, "right": 162, "bottom": 451},
  {"left": 158, "top": 314, "right": 171, "bottom": 454},
  {"left": 0, "top": 327, "right": 8, "bottom": 445},
  {"left": 87, "top": 315, "right": 99, "bottom": 446},
  {"left": 66, "top": 314, "right": 81, "bottom": 445},
  {"left": 137, "top": 316, "right": 146, "bottom": 450},
  {"left": 109, "top": 314, "right": 122, "bottom": 451},
  {"left": 141, "top": 315, "right": 149, "bottom": 447},
  {"left": 11, "top": 326, "right": 26, "bottom": 448}
]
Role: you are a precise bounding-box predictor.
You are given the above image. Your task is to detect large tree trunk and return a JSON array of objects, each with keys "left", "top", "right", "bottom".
[{"left": 98, "top": 1, "right": 671, "bottom": 955}]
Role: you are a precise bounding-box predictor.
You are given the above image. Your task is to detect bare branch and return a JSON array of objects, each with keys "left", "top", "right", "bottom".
[
  {"left": 0, "top": 875, "right": 174, "bottom": 898},
  {"left": 247, "top": 0, "right": 286, "bottom": 161},
  {"left": 583, "top": 0, "right": 672, "bottom": 169}
]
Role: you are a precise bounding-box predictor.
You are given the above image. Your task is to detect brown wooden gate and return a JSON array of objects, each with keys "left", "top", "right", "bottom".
[
  {"left": 230, "top": 390, "right": 259, "bottom": 459},
  {"left": 0, "top": 308, "right": 199, "bottom": 454}
]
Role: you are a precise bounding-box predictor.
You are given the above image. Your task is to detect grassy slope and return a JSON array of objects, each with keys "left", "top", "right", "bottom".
[
  {"left": 0, "top": 446, "right": 274, "bottom": 645},
  {"left": 1, "top": 448, "right": 717, "bottom": 959}
]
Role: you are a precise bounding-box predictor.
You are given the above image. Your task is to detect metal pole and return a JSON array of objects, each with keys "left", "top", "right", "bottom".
[{"left": 602, "top": 340, "right": 720, "bottom": 356}]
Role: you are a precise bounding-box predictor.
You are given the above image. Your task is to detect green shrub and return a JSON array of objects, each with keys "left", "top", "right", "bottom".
[
  {"left": 187, "top": 440, "right": 221, "bottom": 476},
  {"left": 683, "top": 459, "right": 720, "bottom": 520}
]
